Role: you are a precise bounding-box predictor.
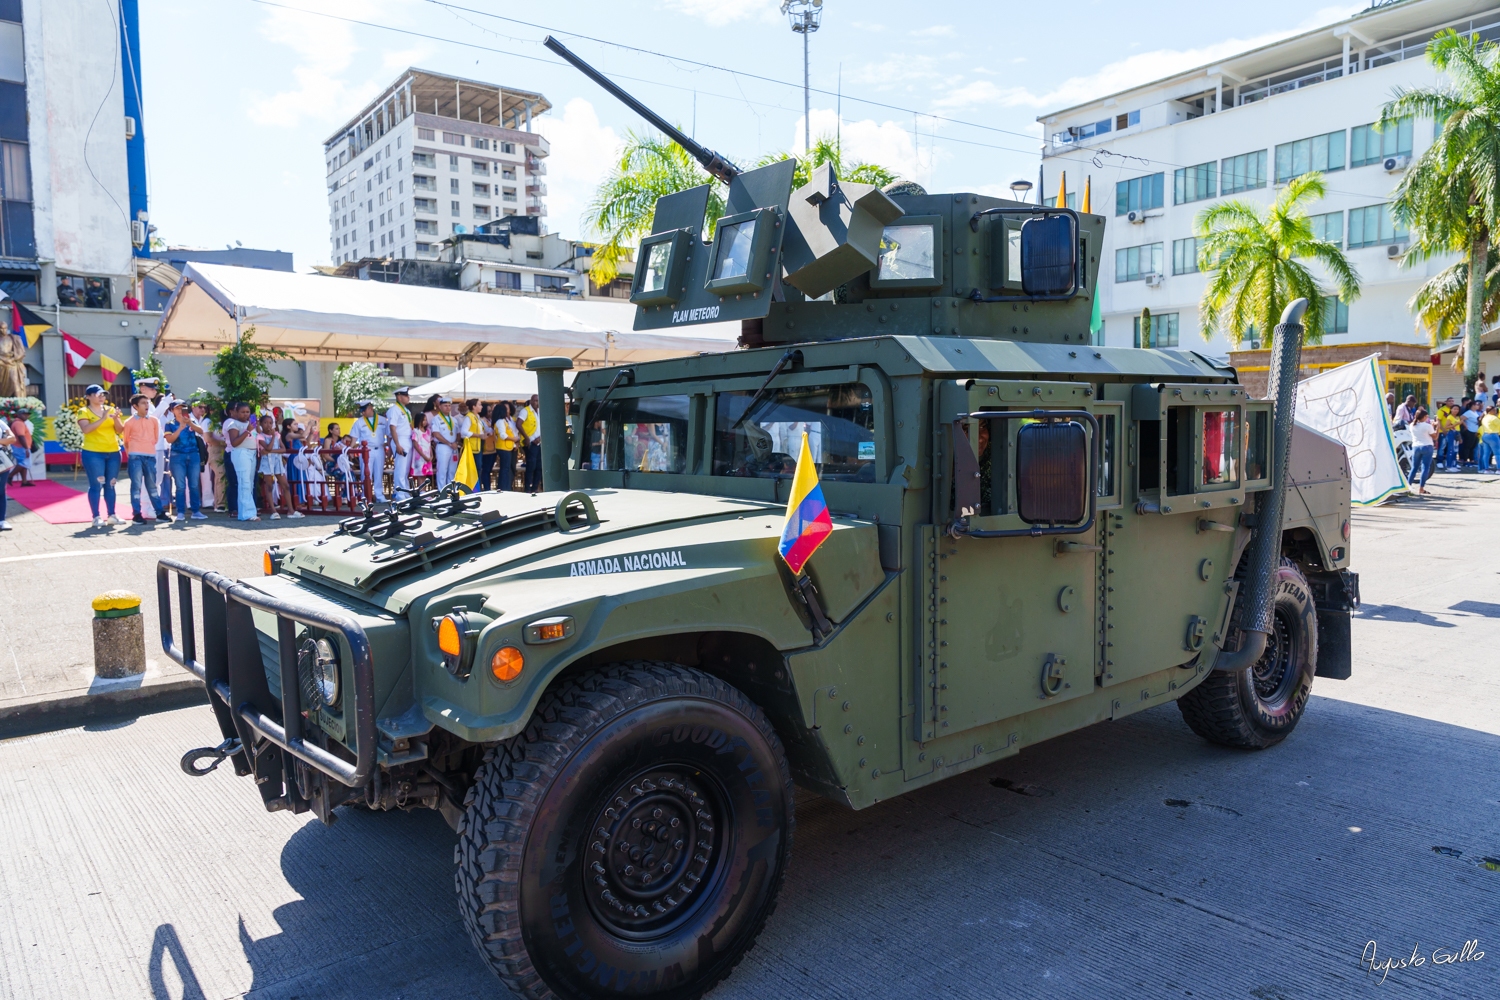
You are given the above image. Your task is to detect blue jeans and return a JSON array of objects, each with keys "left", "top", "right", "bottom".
[
  {"left": 170, "top": 451, "right": 202, "bottom": 514},
  {"left": 231, "top": 447, "right": 257, "bottom": 520},
  {"left": 82, "top": 449, "right": 121, "bottom": 517},
  {"left": 1479, "top": 433, "right": 1500, "bottom": 472},
  {"left": 127, "top": 452, "right": 165, "bottom": 516},
  {"left": 496, "top": 449, "right": 515, "bottom": 491},
  {"left": 1412, "top": 444, "right": 1435, "bottom": 487},
  {"left": 1438, "top": 431, "right": 1457, "bottom": 468}
]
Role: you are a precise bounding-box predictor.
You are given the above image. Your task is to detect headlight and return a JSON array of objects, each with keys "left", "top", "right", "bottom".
[
  {"left": 433, "top": 608, "right": 478, "bottom": 678},
  {"left": 297, "top": 635, "right": 340, "bottom": 709}
]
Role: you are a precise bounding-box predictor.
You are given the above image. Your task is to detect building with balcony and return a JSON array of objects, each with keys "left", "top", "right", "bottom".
[
  {"left": 1036, "top": 0, "right": 1497, "bottom": 391},
  {"left": 324, "top": 69, "right": 551, "bottom": 266}
]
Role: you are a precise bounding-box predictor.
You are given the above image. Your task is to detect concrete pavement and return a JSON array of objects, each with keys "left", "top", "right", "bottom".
[{"left": 0, "top": 479, "right": 1496, "bottom": 998}]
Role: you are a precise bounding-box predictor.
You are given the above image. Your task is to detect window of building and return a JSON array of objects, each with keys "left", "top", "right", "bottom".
[
  {"left": 472, "top": 160, "right": 490, "bottom": 176},
  {"left": 1322, "top": 295, "right": 1348, "bottom": 334},
  {"left": 451, "top": 200, "right": 460, "bottom": 217},
  {"left": 502, "top": 188, "right": 517, "bottom": 202},
  {"left": 1133, "top": 312, "right": 1179, "bottom": 348},
  {"left": 0, "top": 274, "right": 37, "bottom": 302},
  {"left": 364, "top": 157, "right": 374, "bottom": 171},
  {"left": 473, "top": 204, "right": 491, "bottom": 220},
  {"left": 1115, "top": 173, "right": 1164, "bottom": 215},
  {"left": 501, "top": 142, "right": 516, "bottom": 154},
  {"left": 1220, "top": 150, "right": 1267, "bottom": 194},
  {"left": 1274, "top": 130, "right": 1345, "bottom": 183},
  {"left": 1308, "top": 210, "right": 1343, "bottom": 247},
  {"left": 450, "top": 178, "right": 459, "bottom": 194},
  {"left": 1348, "top": 203, "right": 1408, "bottom": 248},
  {"left": 0, "top": 21, "right": 25, "bottom": 84},
  {"left": 472, "top": 138, "right": 489, "bottom": 151},
  {"left": 1061, "top": 119, "right": 1111, "bottom": 145},
  {"left": 1115, "top": 109, "right": 1140, "bottom": 130},
  {"left": 492, "top": 270, "right": 521, "bottom": 290},
  {"left": 396, "top": 157, "right": 402, "bottom": 172},
  {"left": 1043, "top": 192, "right": 1077, "bottom": 209},
  {"left": 56, "top": 275, "right": 112, "bottom": 309},
  {"left": 449, "top": 155, "right": 459, "bottom": 170},
  {"left": 416, "top": 242, "right": 431, "bottom": 254},
  {"left": 1090, "top": 319, "right": 1105, "bottom": 347},
  {"left": 413, "top": 175, "right": 435, "bottom": 191},
  {"left": 443, "top": 132, "right": 465, "bottom": 146},
  {"left": 418, "top": 127, "right": 434, "bottom": 141},
  {"left": 397, "top": 180, "right": 403, "bottom": 194},
  {"left": 501, "top": 167, "right": 516, "bottom": 180},
  {"left": 414, "top": 219, "right": 437, "bottom": 235},
  {"left": 535, "top": 274, "right": 567, "bottom": 292},
  {"left": 1171, "top": 237, "right": 1201, "bottom": 275},
  {"left": 399, "top": 224, "right": 405, "bottom": 238},
  {"left": 1174, "top": 162, "right": 1216, "bottom": 205},
  {"left": 412, "top": 152, "right": 435, "bottom": 168},
  {"left": 1114, "top": 242, "right": 1163, "bottom": 282},
  {"left": 0, "top": 138, "right": 33, "bottom": 258},
  {"left": 414, "top": 197, "right": 436, "bottom": 213},
  {"left": 1351, "top": 117, "right": 1413, "bottom": 167},
  {"left": 473, "top": 183, "right": 490, "bottom": 197},
  {"left": 396, "top": 137, "right": 401, "bottom": 150}
]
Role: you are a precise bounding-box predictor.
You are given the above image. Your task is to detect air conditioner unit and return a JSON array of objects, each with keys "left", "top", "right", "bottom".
[
  {"left": 1386, "top": 243, "right": 1404, "bottom": 259},
  {"left": 130, "top": 220, "right": 145, "bottom": 247},
  {"left": 1144, "top": 272, "right": 1164, "bottom": 287},
  {"left": 124, "top": 116, "right": 136, "bottom": 140},
  {"left": 1383, "top": 154, "right": 1411, "bottom": 172},
  {"left": 1127, "top": 210, "right": 1147, "bottom": 224}
]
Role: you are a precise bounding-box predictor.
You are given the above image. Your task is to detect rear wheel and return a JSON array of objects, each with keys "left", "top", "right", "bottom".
[
  {"left": 1178, "top": 560, "right": 1318, "bottom": 749},
  {"left": 455, "top": 662, "right": 794, "bottom": 1000}
]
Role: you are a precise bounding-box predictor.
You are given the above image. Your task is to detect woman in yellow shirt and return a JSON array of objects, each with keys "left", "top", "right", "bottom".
[
  {"left": 78, "top": 385, "right": 126, "bottom": 527},
  {"left": 493, "top": 401, "right": 517, "bottom": 491},
  {"left": 1438, "top": 404, "right": 1462, "bottom": 470}
]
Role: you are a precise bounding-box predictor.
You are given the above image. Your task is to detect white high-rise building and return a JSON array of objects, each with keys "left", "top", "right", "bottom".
[
  {"left": 324, "top": 69, "right": 551, "bottom": 265},
  {"left": 1037, "top": 0, "right": 1500, "bottom": 357}
]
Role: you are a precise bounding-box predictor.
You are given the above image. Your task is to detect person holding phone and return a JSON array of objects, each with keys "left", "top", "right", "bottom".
[
  {"left": 222, "top": 402, "right": 259, "bottom": 521},
  {"left": 79, "top": 385, "right": 126, "bottom": 528}
]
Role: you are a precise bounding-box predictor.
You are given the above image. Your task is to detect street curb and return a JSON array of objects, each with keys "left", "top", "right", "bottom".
[{"left": 0, "top": 674, "right": 207, "bottom": 740}]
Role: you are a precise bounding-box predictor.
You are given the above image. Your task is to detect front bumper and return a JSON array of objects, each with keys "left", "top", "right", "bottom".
[{"left": 157, "top": 558, "right": 376, "bottom": 810}]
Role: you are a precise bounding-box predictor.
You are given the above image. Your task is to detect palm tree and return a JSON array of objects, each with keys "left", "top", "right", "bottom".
[
  {"left": 1196, "top": 173, "right": 1361, "bottom": 347},
  {"left": 1408, "top": 248, "right": 1500, "bottom": 349},
  {"left": 1382, "top": 29, "right": 1500, "bottom": 390},
  {"left": 756, "top": 135, "right": 899, "bottom": 189},
  {"left": 584, "top": 130, "right": 727, "bottom": 286}
]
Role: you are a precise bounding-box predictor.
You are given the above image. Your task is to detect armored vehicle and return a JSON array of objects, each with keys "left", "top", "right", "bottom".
[{"left": 160, "top": 39, "right": 1357, "bottom": 1000}]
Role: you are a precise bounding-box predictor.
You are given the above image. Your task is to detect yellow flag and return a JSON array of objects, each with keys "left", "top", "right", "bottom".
[
  {"left": 1080, "top": 175, "right": 1091, "bottom": 214},
  {"left": 1055, "top": 171, "right": 1066, "bottom": 209},
  {"left": 455, "top": 442, "right": 479, "bottom": 492}
]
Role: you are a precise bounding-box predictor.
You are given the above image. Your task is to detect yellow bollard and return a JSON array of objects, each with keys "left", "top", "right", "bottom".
[{"left": 92, "top": 590, "right": 146, "bottom": 679}]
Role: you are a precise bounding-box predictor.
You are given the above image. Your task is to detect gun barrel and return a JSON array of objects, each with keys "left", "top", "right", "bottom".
[{"left": 543, "top": 36, "right": 741, "bottom": 185}]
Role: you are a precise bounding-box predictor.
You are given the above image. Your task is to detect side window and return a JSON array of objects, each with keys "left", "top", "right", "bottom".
[
  {"left": 713, "top": 383, "right": 875, "bottom": 481},
  {"left": 1201, "top": 409, "right": 1240, "bottom": 487},
  {"left": 583, "top": 395, "right": 690, "bottom": 473}
]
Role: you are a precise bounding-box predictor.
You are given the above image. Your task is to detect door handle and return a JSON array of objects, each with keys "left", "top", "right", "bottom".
[{"left": 1054, "top": 540, "right": 1103, "bottom": 556}]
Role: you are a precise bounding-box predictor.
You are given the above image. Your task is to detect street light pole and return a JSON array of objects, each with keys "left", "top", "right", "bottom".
[{"left": 781, "top": 0, "right": 823, "bottom": 155}]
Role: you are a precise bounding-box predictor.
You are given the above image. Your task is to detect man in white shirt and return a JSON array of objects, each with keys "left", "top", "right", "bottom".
[
  {"left": 137, "top": 377, "right": 177, "bottom": 517},
  {"left": 221, "top": 401, "right": 259, "bottom": 521},
  {"left": 385, "top": 388, "right": 414, "bottom": 499},
  {"left": 350, "top": 400, "right": 387, "bottom": 502},
  {"left": 517, "top": 395, "right": 542, "bottom": 493},
  {"left": 430, "top": 396, "right": 459, "bottom": 488}
]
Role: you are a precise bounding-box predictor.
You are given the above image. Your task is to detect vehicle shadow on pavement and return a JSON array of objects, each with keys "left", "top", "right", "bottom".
[
  {"left": 148, "top": 923, "right": 207, "bottom": 1000},
  {"left": 236, "top": 696, "right": 1500, "bottom": 1000}
]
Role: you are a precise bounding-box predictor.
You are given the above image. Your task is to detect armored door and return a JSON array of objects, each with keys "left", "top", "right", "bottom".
[{"left": 917, "top": 380, "right": 1104, "bottom": 743}]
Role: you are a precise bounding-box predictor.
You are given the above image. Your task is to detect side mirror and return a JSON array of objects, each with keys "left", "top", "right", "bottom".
[
  {"left": 1016, "top": 420, "right": 1087, "bottom": 525},
  {"left": 1020, "top": 214, "right": 1078, "bottom": 296}
]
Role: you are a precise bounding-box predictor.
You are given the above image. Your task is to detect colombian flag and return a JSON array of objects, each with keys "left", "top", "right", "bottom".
[{"left": 778, "top": 432, "right": 833, "bottom": 575}]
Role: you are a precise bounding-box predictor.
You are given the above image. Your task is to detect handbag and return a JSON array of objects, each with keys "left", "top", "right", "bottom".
[{"left": 0, "top": 446, "right": 15, "bottom": 474}]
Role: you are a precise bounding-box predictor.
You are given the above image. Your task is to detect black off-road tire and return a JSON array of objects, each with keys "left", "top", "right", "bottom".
[
  {"left": 455, "top": 662, "right": 795, "bottom": 1000},
  {"left": 1178, "top": 560, "right": 1318, "bottom": 749}
]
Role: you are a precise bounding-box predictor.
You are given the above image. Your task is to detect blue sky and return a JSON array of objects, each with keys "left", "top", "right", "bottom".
[{"left": 139, "top": 0, "right": 1365, "bottom": 270}]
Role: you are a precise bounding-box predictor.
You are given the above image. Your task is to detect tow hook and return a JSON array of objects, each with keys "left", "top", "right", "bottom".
[{"left": 180, "top": 738, "right": 242, "bottom": 777}]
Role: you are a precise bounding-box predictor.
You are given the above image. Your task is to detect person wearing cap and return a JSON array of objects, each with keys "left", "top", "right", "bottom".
[
  {"left": 386, "top": 388, "right": 414, "bottom": 499},
  {"left": 136, "top": 376, "right": 178, "bottom": 517},
  {"left": 163, "top": 401, "right": 208, "bottom": 520},
  {"left": 350, "top": 400, "right": 387, "bottom": 503},
  {"left": 428, "top": 395, "right": 459, "bottom": 488},
  {"left": 78, "top": 385, "right": 126, "bottom": 527}
]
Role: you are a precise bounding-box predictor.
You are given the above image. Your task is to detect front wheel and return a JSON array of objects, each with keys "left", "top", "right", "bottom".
[
  {"left": 1178, "top": 561, "right": 1318, "bottom": 749},
  {"left": 455, "top": 662, "right": 794, "bottom": 1000}
]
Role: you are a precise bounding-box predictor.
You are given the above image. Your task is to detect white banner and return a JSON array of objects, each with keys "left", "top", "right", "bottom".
[{"left": 1294, "top": 354, "right": 1407, "bottom": 505}]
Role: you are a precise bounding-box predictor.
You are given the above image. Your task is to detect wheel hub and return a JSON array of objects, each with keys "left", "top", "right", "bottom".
[
  {"left": 584, "top": 769, "right": 720, "bottom": 934},
  {"left": 1252, "top": 607, "right": 1294, "bottom": 701}
]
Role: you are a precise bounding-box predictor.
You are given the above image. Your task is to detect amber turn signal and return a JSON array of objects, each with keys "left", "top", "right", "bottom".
[
  {"left": 492, "top": 646, "right": 524, "bottom": 682},
  {"left": 437, "top": 616, "right": 463, "bottom": 657},
  {"left": 536, "top": 622, "right": 566, "bottom": 641},
  {"left": 262, "top": 550, "right": 274, "bottom": 575}
]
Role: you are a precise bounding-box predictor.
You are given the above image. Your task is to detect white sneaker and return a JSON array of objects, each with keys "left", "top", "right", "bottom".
[
  {"left": 0, "top": 521, "right": 9, "bottom": 531},
  {"left": 270, "top": 512, "right": 282, "bottom": 520},
  {"left": 287, "top": 511, "right": 305, "bottom": 518},
  {"left": 106, "top": 515, "right": 123, "bottom": 526},
  {"left": 190, "top": 511, "right": 208, "bottom": 520}
]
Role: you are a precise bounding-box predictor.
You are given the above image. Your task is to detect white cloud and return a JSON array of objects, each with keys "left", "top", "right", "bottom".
[
  {"left": 244, "top": 1, "right": 373, "bottom": 128},
  {"left": 535, "top": 98, "right": 624, "bottom": 240},
  {"left": 655, "top": 0, "right": 781, "bottom": 27},
  {"left": 911, "top": 25, "right": 955, "bottom": 38},
  {"left": 791, "top": 107, "right": 943, "bottom": 186},
  {"left": 932, "top": 4, "right": 1367, "bottom": 113}
]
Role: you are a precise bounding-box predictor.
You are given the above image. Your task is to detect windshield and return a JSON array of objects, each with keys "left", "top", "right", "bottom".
[
  {"left": 583, "top": 395, "right": 690, "bottom": 473},
  {"left": 712, "top": 383, "right": 876, "bottom": 481}
]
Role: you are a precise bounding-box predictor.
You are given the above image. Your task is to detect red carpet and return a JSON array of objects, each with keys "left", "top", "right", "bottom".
[{"left": 6, "top": 479, "right": 101, "bottom": 524}]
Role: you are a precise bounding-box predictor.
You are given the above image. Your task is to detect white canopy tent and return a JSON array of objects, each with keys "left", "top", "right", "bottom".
[
  {"left": 152, "top": 262, "right": 741, "bottom": 368},
  {"left": 407, "top": 367, "right": 572, "bottom": 401}
]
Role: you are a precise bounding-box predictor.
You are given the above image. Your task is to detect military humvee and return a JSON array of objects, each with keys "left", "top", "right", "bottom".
[{"left": 159, "top": 39, "right": 1357, "bottom": 1000}]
